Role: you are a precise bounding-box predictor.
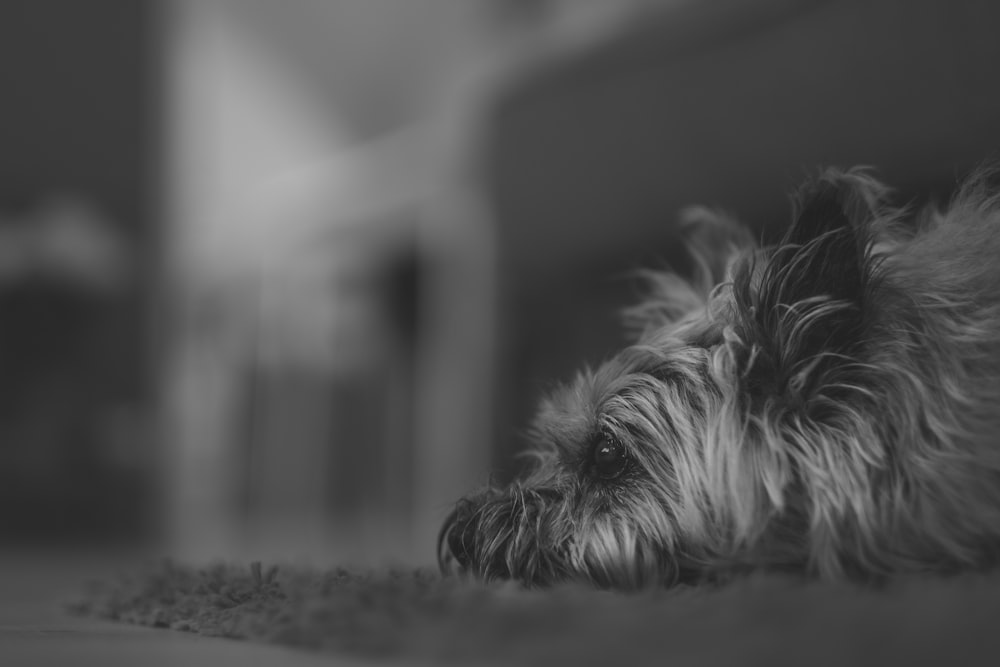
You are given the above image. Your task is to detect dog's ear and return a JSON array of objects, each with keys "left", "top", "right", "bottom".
[{"left": 731, "top": 169, "right": 884, "bottom": 405}]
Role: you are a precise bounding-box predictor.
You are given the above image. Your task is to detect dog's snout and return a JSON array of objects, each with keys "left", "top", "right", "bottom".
[
  {"left": 439, "top": 486, "right": 569, "bottom": 581},
  {"left": 438, "top": 502, "right": 477, "bottom": 573},
  {"left": 447, "top": 518, "right": 474, "bottom": 568}
]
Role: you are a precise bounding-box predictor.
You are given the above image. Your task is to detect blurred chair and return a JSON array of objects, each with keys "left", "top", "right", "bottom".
[{"left": 158, "top": 0, "right": 630, "bottom": 564}]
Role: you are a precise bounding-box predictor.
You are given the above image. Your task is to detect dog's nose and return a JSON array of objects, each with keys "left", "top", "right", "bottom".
[
  {"left": 438, "top": 504, "right": 476, "bottom": 572},
  {"left": 447, "top": 522, "right": 473, "bottom": 568}
]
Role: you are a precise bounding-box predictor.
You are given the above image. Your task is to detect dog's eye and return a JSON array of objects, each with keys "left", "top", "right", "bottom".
[{"left": 592, "top": 434, "right": 628, "bottom": 480}]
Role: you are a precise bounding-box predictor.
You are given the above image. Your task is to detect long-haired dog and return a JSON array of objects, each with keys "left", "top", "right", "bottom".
[{"left": 439, "top": 168, "right": 1000, "bottom": 589}]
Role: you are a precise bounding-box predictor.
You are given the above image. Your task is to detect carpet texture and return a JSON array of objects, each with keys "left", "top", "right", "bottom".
[{"left": 71, "top": 560, "right": 1000, "bottom": 665}]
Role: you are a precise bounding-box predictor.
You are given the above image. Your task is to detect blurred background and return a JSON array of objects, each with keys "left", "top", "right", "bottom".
[{"left": 1, "top": 0, "right": 998, "bottom": 567}]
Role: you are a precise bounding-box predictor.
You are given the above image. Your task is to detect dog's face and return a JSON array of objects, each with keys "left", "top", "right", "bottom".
[{"left": 440, "top": 171, "right": 888, "bottom": 588}]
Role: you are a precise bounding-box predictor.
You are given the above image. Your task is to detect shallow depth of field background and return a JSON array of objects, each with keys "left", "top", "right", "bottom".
[{"left": 1, "top": 0, "right": 998, "bottom": 567}]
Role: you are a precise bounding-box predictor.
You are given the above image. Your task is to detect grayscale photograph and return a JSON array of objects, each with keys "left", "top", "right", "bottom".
[{"left": 2, "top": 1, "right": 999, "bottom": 665}]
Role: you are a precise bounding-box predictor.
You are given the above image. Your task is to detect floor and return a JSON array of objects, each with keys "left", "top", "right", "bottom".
[
  {"left": 0, "top": 549, "right": 388, "bottom": 667},
  {"left": 9, "top": 547, "right": 1000, "bottom": 666}
]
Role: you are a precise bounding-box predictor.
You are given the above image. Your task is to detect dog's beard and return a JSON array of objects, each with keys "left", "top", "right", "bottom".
[
  {"left": 438, "top": 487, "right": 574, "bottom": 586},
  {"left": 438, "top": 483, "right": 685, "bottom": 589}
]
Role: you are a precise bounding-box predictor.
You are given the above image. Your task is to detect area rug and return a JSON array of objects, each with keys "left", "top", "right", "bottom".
[{"left": 70, "top": 560, "right": 1000, "bottom": 666}]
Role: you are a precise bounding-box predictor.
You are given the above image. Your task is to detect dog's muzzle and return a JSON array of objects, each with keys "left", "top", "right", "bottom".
[{"left": 438, "top": 487, "right": 572, "bottom": 585}]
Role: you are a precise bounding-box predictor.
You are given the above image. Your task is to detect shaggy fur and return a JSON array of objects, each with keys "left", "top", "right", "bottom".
[{"left": 439, "top": 168, "right": 1000, "bottom": 589}]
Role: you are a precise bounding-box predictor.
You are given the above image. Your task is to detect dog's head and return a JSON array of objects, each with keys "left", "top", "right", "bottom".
[{"left": 440, "top": 170, "right": 890, "bottom": 588}]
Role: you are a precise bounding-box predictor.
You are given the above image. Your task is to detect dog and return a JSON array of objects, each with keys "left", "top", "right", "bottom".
[{"left": 439, "top": 168, "right": 1000, "bottom": 589}]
